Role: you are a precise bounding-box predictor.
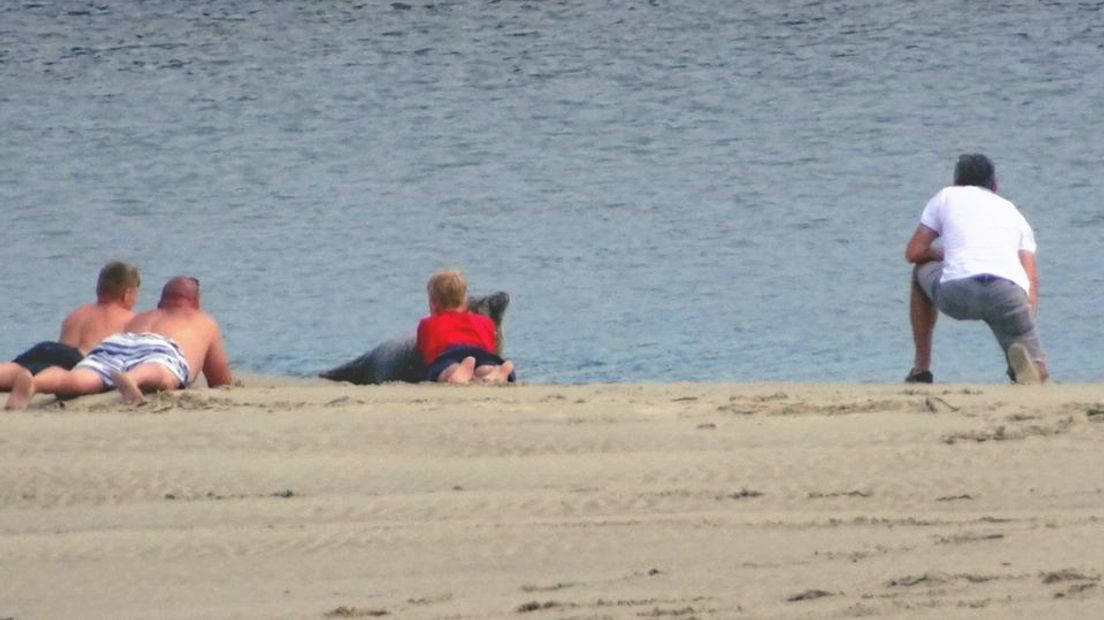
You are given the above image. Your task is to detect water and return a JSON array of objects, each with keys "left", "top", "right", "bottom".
[{"left": 2, "top": 0, "right": 1102, "bottom": 383}]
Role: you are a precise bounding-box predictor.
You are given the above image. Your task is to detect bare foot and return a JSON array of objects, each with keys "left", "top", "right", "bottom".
[
  {"left": 4, "top": 370, "right": 35, "bottom": 410},
  {"left": 495, "top": 360, "right": 515, "bottom": 383},
  {"left": 472, "top": 365, "right": 496, "bottom": 383},
  {"left": 473, "top": 361, "right": 514, "bottom": 384},
  {"left": 446, "top": 357, "right": 476, "bottom": 384},
  {"left": 113, "top": 371, "right": 147, "bottom": 406}
]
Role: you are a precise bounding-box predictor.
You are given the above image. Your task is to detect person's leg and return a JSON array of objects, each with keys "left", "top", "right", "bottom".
[
  {"left": 433, "top": 363, "right": 458, "bottom": 382},
  {"left": 4, "top": 342, "right": 83, "bottom": 392},
  {"left": 984, "top": 281, "right": 1047, "bottom": 383},
  {"left": 1035, "top": 362, "right": 1048, "bottom": 382},
  {"left": 30, "top": 366, "right": 71, "bottom": 395},
  {"left": 908, "top": 263, "right": 942, "bottom": 380},
  {"left": 473, "top": 365, "right": 497, "bottom": 382},
  {"left": 1006, "top": 343, "right": 1043, "bottom": 385},
  {"left": 0, "top": 362, "right": 24, "bottom": 391},
  {"left": 4, "top": 367, "right": 106, "bottom": 410},
  {"left": 490, "top": 360, "right": 515, "bottom": 383},
  {"left": 59, "top": 368, "right": 111, "bottom": 396},
  {"left": 114, "top": 363, "right": 180, "bottom": 406},
  {"left": 910, "top": 279, "right": 937, "bottom": 373},
  {"left": 439, "top": 356, "right": 475, "bottom": 384},
  {"left": 1035, "top": 360, "right": 1048, "bottom": 382},
  {"left": 472, "top": 361, "right": 514, "bottom": 384},
  {"left": 3, "top": 369, "right": 35, "bottom": 410}
]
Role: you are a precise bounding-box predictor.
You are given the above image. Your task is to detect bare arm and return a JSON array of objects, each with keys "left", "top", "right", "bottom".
[
  {"left": 1019, "top": 250, "right": 1039, "bottom": 315},
  {"left": 202, "top": 327, "right": 233, "bottom": 387},
  {"left": 905, "top": 224, "right": 943, "bottom": 264}
]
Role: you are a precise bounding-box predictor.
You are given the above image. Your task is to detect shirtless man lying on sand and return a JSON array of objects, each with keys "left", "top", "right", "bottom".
[
  {"left": 5, "top": 276, "right": 232, "bottom": 409},
  {"left": 1, "top": 261, "right": 140, "bottom": 406}
]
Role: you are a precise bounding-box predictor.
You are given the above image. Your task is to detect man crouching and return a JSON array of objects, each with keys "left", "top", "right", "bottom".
[{"left": 905, "top": 154, "right": 1046, "bottom": 384}]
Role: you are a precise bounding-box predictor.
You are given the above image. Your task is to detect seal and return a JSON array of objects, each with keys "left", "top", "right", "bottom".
[{"left": 319, "top": 291, "right": 510, "bottom": 385}]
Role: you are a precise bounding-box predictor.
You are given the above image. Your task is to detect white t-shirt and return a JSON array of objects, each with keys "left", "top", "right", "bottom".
[{"left": 919, "top": 185, "right": 1037, "bottom": 293}]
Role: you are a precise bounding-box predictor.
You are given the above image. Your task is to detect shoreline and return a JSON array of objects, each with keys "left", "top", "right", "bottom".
[{"left": 2, "top": 379, "right": 1102, "bottom": 618}]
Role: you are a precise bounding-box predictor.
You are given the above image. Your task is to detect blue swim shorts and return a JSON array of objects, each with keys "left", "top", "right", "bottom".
[{"left": 426, "top": 345, "right": 516, "bottom": 382}]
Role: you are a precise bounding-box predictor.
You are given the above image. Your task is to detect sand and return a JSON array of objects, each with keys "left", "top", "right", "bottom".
[{"left": 1, "top": 376, "right": 1102, "bottom": 619}]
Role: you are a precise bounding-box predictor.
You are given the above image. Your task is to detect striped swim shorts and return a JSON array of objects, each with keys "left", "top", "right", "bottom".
[{"left": 75, "top": 332, "right": 191, "bottom": 389}]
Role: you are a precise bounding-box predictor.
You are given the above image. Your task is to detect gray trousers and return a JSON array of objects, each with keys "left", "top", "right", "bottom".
[{"left": 915, "top": 261, "right": 1045, "bottom": 364}]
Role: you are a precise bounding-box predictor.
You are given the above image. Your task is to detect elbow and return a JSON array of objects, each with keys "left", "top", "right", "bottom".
[{"left": 205, "top": 369, "right": 233, "bottom": 388}]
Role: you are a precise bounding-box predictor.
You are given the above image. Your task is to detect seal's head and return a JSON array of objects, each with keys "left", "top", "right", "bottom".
[
  {"left": 468, "top": 291, "right": 510, "bottom": 327},
  {"left": 468, "top": 291, "right": 511, "bottom": 356}
]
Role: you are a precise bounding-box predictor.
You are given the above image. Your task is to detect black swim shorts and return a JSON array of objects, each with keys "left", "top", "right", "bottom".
[{"left": 12, "top": 341, "right": 84, "bottom": 375}]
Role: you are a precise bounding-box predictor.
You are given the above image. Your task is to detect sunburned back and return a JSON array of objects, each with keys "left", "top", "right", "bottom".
[
  {"left": 61, "top": 303, "right": 135, "bottom": 355},
  {"left": 125, "top": 308, "right": 218, "bottom": 383}
]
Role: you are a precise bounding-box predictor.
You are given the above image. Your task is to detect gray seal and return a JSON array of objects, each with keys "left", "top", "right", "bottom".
[{"left": 319, "top": 291, "right": 510, "bottom": 384}]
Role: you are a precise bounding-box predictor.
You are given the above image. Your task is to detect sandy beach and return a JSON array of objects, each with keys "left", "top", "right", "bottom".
[{"left": 1, "top": 377, "right": 1102, "bottom": 619}]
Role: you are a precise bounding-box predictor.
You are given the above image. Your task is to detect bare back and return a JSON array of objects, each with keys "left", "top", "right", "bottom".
[
  {"left": 60, "top": 302, "right": 135, "bottom": 355},
  {"left": 125, "top": 308, "right": 232, "bottom": 386}
]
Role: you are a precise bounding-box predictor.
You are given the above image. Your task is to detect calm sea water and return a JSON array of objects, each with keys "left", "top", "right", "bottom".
[{"left": 2, "top": 0, "right": 1102, "bottom": 383}]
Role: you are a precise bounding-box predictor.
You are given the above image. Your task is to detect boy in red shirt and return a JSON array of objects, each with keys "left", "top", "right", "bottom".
[{"left": 417, "top": 270, "right": 515, "bottom": 384}]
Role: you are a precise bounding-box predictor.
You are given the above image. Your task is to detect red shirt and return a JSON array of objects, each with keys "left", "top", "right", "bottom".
[{"left": 416, "top": 310, "right": 497, "bottom": 364}]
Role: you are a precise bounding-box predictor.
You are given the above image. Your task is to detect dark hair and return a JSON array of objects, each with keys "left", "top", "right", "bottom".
[
  {"left": 96, "top": 261, "right": 140, "bottom": 299},
  {"left": 953, "top": 153, "right": 996, "bottom": 189}
]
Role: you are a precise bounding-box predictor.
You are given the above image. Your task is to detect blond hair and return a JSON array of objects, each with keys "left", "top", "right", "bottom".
[
  {"left": 427, "top": 270, "right": 467, "bottom": 311},
  {"left": 96, "top": 261, "right": 140, "bottom": 300}
]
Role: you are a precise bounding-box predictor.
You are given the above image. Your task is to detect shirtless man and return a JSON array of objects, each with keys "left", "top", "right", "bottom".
[
  {"left": 4, "top": 276, "right": 232, "bottom": 409},
  {"left": 1, "top": 261, "right": 140, "bottom": 408}
]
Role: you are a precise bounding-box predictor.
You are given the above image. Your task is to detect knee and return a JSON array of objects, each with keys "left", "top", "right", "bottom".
[{"left": 992, "top": 302, "right": 1035, "bottom": 333}]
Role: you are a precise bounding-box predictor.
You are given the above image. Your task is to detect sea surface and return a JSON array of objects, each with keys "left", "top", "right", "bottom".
[{"left": 2, "top": 0, "right": 1102, "bottom": 383}]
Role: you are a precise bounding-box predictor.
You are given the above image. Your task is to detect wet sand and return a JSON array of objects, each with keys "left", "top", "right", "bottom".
[{"left": 2, "top": 376, "right": 1102, "bottom": 619}]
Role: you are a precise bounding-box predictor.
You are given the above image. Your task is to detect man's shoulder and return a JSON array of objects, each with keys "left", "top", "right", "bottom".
[
  {"left": 160, "top": 307, "right": 217, "bottom": 321},
  {"left": 933, "top": 185, "right": 981, "bottom": 203},
  {"left": 64, "top": 302, "right": 121, "bottom": 324},
  {"left": 425, "top": 310, "right": 490, "bottom": 329},
  {"left": 969, "top": 188, "right": 1023, "bottom": 218},
  {"left": 181, "top": 308, "right": 221, "bottom": 333},
  {"left": 199, "top": 310, "right": 222, "bottom": 332},
  {"left": 63, "top": 303, "right": 96, "bottom": 321},
  {"left": 922, "top": 186, "right": 954, "bottom": 214},
  {"left": 931, "top": 185, "right": 1018, "bottom": 211}
]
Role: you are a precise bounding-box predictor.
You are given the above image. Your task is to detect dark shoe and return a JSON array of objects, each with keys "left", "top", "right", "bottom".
[{"left": 905, "top": 369, "right": 933, "bottom": 384}]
